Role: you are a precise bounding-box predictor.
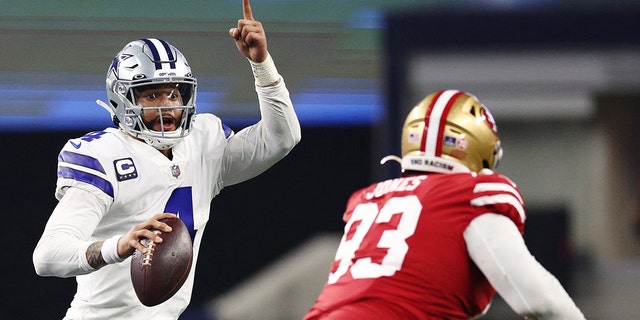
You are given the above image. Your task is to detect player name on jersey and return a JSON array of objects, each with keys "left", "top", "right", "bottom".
[{"left": 365, "top": 175, "right": 427, "bottom": 200}]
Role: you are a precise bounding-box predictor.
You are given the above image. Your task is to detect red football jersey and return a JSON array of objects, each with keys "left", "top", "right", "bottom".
[{"left": 304, "top": 171, "right": 525, "bottom": 320}]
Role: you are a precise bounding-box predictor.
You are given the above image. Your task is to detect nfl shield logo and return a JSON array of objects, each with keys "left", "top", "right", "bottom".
[{"left": 171, "top": 164, "right": 181, "bottom": 178}]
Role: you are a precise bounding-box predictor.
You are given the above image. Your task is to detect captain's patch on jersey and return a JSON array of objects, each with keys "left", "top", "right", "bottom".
[{"left": 114, "top": 158, "right": 138, "bottom": 181}]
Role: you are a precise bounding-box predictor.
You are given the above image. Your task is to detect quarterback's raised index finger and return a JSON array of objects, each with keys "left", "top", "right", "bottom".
[{"left": 243, "top": 0, "right": 254, "bottom": 20}]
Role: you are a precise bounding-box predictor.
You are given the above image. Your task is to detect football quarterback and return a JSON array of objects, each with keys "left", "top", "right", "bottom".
[{"left": 33, "top": 1, "right": 301, "bottom": 319}]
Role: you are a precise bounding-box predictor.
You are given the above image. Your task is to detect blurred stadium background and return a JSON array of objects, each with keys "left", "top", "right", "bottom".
[{"left": 2, "top": 0, "right": 640, "bottom": 319}]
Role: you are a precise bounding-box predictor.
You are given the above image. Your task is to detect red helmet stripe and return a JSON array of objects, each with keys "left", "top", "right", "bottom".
[
  {"left": 422, "top": 90, "right": 462, "bottom": 156},
  {"left": 420, "top": 90, "right": 443, "bottom": 153}
]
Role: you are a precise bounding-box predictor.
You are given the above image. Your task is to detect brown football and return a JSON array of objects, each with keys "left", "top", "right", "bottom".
[{"left": 130, "top": 217, "right": 193, "bottom": 306}]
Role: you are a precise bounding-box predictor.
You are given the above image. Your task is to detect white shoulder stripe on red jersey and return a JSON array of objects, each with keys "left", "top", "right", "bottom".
[
  {"left": 473, "top": 182, "right": 523, "bottom": 204},
  {"left": 470, "top": 194, "right": 526, "bottom": 223}
]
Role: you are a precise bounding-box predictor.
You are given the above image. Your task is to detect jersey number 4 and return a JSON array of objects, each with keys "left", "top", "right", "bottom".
[{"left": 328, "top": 195, "right": 421, "bottom": 284}]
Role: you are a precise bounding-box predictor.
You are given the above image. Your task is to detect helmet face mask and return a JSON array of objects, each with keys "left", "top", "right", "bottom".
[
  {"left": 396, "top": 89, "right": 503, "bottom": 174},
  {"left": 104, "top": 38, "right": 197, "bottom": 150}
]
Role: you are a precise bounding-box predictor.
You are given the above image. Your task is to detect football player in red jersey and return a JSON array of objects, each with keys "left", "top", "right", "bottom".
[{"left": 303, "top": 90, "right": 585, "bottom": 319}]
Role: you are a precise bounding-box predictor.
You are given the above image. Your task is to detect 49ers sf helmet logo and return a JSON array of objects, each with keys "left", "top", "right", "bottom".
[{"left": 481, "top": 107, "right": 498, "bottom": 133}]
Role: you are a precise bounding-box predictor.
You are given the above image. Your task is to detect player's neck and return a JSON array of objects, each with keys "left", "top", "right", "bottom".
[{"left": 160, "top": 148, "right": 173, "bottom": 159}]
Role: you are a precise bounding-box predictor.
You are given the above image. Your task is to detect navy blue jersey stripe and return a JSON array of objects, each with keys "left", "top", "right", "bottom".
[
  {"left": 58, "top": 151, "right": 106, "bottom": 174},
  {"left": 157, "top": 39, "right": 176, "bottom": 69},
  {"left": 222, "top": 123, "right": 233, "bottom": 139},
  {"left": 57, "top": 167, "right": 114, "bottom": 198},
  {"left": 141, "top": 38, "right": 162, "bottom": 70}
]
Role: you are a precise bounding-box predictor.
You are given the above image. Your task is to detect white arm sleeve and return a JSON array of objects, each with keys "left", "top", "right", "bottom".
[
  {"left": 33, "top": 187, "right": 108, "bottom": 277},
  {"left": 464, "top": 213, "right": 585, "bottom": 320},
  {"left": 221, "top": 56, "right": 301, "bottom": 186}
]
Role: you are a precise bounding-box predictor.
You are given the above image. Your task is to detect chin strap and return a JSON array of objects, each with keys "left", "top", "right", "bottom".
[
  {"left": 96, "top": 99, "right": 115, "bottom": 118},
  {"left": 380, "top": 155, "right": 402, "bottom": 165},
  {"left": 96, "top": 99, "right": 121, "bottom": 127}
]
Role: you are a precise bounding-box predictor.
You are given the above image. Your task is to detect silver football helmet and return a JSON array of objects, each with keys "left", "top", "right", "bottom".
[{"left": 97, "top": 38, "right": 197, "bottom": 150}]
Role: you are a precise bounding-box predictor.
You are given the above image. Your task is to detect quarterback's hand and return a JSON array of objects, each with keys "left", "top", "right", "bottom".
[
  {"left": 229, "top": 0, "right": 268, "bottom": 63},
  {"left": 117, "top": 213, "right": 176, "bottom": 257}
]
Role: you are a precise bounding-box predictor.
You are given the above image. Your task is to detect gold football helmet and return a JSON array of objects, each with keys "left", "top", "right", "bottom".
[{"left": 382, "top": 89, "right": 503, "bottom": 173}]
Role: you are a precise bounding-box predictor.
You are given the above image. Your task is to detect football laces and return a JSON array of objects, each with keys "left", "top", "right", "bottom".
[{"left": 140, "top": 238, "right": 156, "bottom": 266}]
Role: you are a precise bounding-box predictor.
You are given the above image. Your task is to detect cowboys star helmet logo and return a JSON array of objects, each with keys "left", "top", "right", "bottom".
[{"left": 108, "top": 53, "right": 133, "bottom": 79}]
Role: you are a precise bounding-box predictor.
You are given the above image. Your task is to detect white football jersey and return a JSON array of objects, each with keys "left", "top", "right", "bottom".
[
  {"left": 58, "top": 114, "right": 226, "bottom": 319},
  {"left": 34, "top": 81, "right": 301, "bottom": 319}
]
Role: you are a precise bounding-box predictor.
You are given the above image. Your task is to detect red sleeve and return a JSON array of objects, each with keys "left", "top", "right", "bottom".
[{"left": 470, "top": 173, "right": 526, "bottom": 234}]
